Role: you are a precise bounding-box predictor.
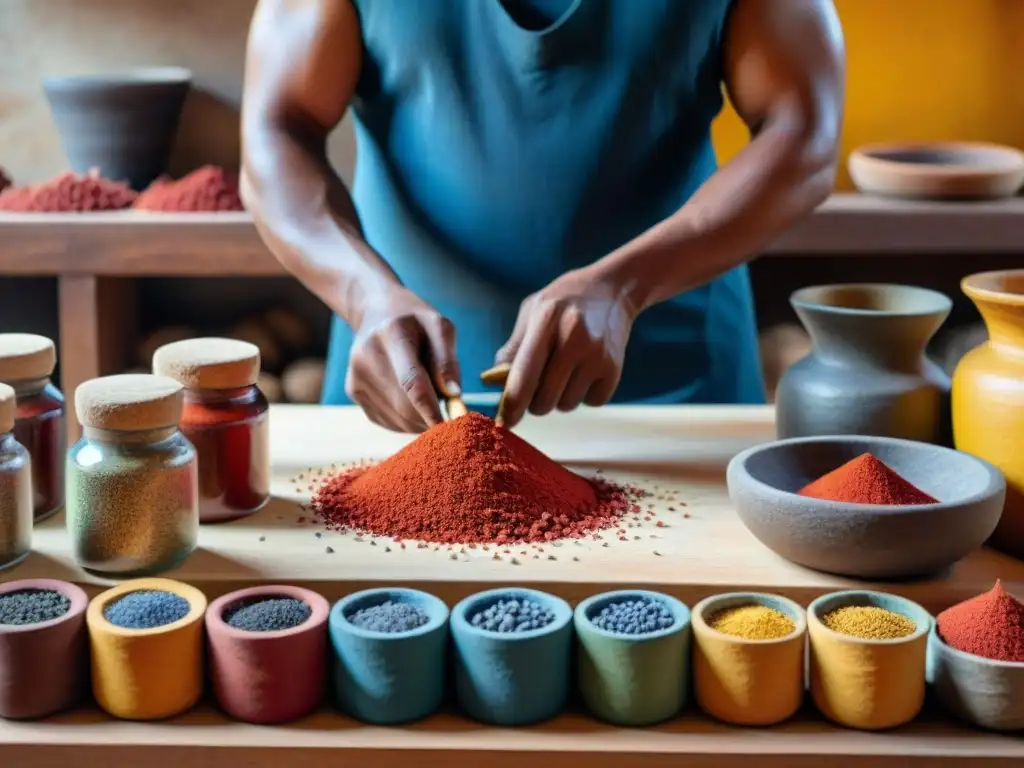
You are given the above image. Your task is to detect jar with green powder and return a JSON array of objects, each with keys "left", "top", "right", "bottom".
[
  {"left": 66, "top": 374, "right": 199, "bottom": 576},
  {"left": 0, "top": 383, "right": 32, "bottom": 570}
]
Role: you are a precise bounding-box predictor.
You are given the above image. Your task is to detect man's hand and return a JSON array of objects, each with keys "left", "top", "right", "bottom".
[
  {"left": 495, "top": 268, "right": 636, "bottom": 428},
  {"left": 346, "top": 287, "right": 461, "bottom": 432}
]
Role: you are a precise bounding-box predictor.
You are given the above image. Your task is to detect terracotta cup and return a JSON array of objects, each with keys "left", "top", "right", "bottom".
[
  {"left": 206, "top": 585, "right": 330, "bottom": 724},
  {"left": 0, "top": 579, "right": 89, "bottom": 719}
]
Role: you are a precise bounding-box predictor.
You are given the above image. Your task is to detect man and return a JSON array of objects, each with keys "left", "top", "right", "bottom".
[{"left": 241, "top": 0, "right": 844, "bottom": 431}]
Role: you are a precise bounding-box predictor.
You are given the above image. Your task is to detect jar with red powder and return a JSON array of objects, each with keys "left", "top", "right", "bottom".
[
  {"left": 153, "top": 338, "right": 270, "bottom": 523},
  {"left": 0, "top": 334, "right": 65, "bottom": 522}
]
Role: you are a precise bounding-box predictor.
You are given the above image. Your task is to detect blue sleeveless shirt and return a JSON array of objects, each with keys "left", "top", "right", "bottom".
[{"left": 322, "top": 0, "right": 765, "bottom": 405}]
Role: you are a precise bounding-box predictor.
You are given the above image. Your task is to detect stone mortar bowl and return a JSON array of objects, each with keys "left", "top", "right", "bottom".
[{"left": 726, "top": 436, "right": 1006, "bottom": 579}]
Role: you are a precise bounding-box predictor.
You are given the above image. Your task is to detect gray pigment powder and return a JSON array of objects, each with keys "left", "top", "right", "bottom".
[
  {"left": 224, "top": 597, "right": 311, "bottom": 632},
  {"left": 0, "top": 588, "right": 71, "bottom": 625},
  {"left": 590, "top": 596, "right": 674, "bottom": 635},
  {"left": 469, "top": 597, "right": 555, "bottom": 633},
  {"left": 104, "top": 589, "right": 190, "bottom": 629},
  {"left": 347, "top": 600, "right": 430, "bottom": 633}
]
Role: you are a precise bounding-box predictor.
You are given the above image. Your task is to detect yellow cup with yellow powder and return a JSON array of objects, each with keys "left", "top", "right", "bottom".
[
  {"left": 808, "top": 590, "right": 931, "bottom": 730},
  {"left": 87, "top": 578, "right": 207, "bottom": 720},
  {"left": 692, "top": 592, "right": 806, "bottom": 725}
]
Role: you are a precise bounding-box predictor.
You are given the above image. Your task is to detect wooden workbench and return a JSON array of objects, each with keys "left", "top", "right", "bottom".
[{"left": 2, "top": 405, "right": 1023, "bottom": 766}]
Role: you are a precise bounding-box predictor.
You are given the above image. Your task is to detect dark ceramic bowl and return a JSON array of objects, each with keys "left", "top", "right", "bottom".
[
  {"left": 726, "top": 435, "right": 1005, "bottom": 579},
  {"left": 44, "top": 67, "right": 192, "bottom": 190}
]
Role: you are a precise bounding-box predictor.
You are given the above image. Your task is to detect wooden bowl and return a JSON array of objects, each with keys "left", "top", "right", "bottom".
[
  {"left": 848, "top": 142, "right": 1024, "bottom": 200},
  {"left": 726, "top": 436, "right": 1005, "bottom": 579}
]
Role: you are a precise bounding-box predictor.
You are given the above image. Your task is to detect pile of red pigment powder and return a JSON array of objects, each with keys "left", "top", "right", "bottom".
[
  {"left": 0, "top": 171, "right": 136, "bottom": 212},
  {"left": 936, "top": 580, "right": 1024, "bottom": 663},
  {"left": 134, "top": 166, "right": 244, "bottom": 212},
  {"left": 797, "top": 453, "right": 937, "bottom": 505},
  {"left": 313, "top": 411, "right": 641, "bottom": 544}
]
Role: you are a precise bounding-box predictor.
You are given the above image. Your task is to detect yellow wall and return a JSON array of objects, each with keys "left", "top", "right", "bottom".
[{"left": 712, "top": 0, "right": 1024, "bottom": 190}]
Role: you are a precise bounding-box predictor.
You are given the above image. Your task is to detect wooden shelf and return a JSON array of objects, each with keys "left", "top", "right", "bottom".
[
  {"left": 2, "top": 706, "right": 1021, "bottom": 767},
  {"left": 0, "top": 194, "right": 1022, "bottom": 278}
]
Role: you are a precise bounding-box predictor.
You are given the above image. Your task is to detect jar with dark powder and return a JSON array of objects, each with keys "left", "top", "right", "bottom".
[
  {"left": 66, "top": 374, "right": 198, "bottom": 576},
  {"left": 0, "top": 334, "right": 65, "bottom": 522},
  {"left": 0, "top": 384, "right": 32, "bottom": 570},
  {"left": 153, "top": 338, "right": 269, "bottom": 523}
]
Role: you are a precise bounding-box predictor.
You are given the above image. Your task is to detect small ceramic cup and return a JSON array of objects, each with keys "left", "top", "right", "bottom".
[
  {"left": 927, "top": 623, "right": 1024, "bottom": 731},
  {"left": 574, "top": 589, "right": 691, "bottom": 726},
  {"left": 451, "top": 587, "right": 573, "bottom": 726},
  {"left": 692, "top": 592, "right": 806, "bottom": 726},
  {"left": 87, "top": 577, "right": 207, "bottom": 720},
  {"left": 808, "top": 590, "right": 931, "bottom": 730},
  {"left": 207, "top": 585, "right": 330, "bottom": 724},
  {"left": 0, "top": 579, "right": 89, "bottom": 719},
  {"left": 330, "top": 587, "right": 449, "bottom": 724}
]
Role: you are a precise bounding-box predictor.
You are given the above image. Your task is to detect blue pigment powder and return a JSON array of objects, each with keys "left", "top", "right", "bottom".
[
  {"left": 590, "top": 596, "right": 675, "bottom": 635},
  {"left": 224, "top": 597, "right": 311, "bottom": 632},
  {"left": 469, "top": 597, "right": 555, "bottom": 633},
  {"left": 103, "top": 590, "right": 190, "bottom": 629},
  {"left": 0, "top": 589, "right": 71, "bottom": 625},
  {"left": 347, "top": 600, "right": 430, "bottom": 633}
]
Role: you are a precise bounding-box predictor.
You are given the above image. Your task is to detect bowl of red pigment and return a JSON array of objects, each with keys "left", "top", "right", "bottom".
[{"left": 726, "top": 435, "right": 1005, "bottom": 579}]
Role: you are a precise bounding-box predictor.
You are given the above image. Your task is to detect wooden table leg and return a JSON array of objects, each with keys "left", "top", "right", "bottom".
[{"left": 58, "top": 275, "right": 138, "bottom": 446}]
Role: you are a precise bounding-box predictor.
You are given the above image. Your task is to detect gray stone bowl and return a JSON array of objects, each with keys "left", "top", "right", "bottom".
[
  {"left": 726, "top": 436, "right": 1005, "bottom": 579},
  {"left": 928, "top": 624, "right": 1024, "bottom": 731},
  {"left": 44, "top": 67, "right": 192, "bottom": 190}
]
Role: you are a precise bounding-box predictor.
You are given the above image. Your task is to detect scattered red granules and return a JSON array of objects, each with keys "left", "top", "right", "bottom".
[
  {"left": 937, "top": 580, "right": 1024, "bottom": 662},
  {"left": 0, "top": 170, "right": 136, "bottom": 212},
  {"left": 312, "top": 411, "right": 641, "bottom": 544},
  {"left": 797, "top": 453, "right": 938, "bottom": 505},
  {"left": 134, "top": 165, "right": 243, "bottom": 212}
]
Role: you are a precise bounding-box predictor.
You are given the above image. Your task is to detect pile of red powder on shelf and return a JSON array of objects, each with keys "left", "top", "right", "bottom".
[
  {"left": 936, "top": 580, "right": 1024, "bottom": 663},
  {"left": 312, "top": 411, "right": 641, "bottom": 544},
  {"left": 0, "top": 170, "right": 136, "bottom": 212},
  {"left": 134, "top": 165, "right": 244, "bottom": 212}
]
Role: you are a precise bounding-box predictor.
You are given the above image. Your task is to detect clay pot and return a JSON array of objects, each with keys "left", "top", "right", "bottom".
[
  {"left": 44, "top": 67, "right": 191, "bottom": 190},
  {"left": 849, "top": 142, "right": 1024, "bottom": 200},
  {"left": 0, "top": 579, "right": 89, "bottom": 719},
  {"left": 953, "top": 270, "right": 1024, "bottom": 558},
  {"left": 776, "top": 284, "right": 952, "bottom": 443},
  {"left": 207, "top": 586, "right": 329, "bottom": 724}
]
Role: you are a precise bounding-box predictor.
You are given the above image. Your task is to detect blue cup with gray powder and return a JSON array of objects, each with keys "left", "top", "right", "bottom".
[
  {"left": 451, "top": 587, "right": 573, "bottom": 725},
  {"left": 329, "top": 587, "right": 449, "bottom": 724}
]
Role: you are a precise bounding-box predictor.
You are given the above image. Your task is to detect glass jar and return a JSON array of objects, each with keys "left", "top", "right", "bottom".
[
  {"left": 181, "top": 386, "right": 270, "bottom": 523},
  {"left": 153, "top": 337, "right": 270, "bottom": 523},
  {"left": 0, "top": 384, "right": 32, "bottom": 570},
  {"left": 0, "top": 334, "right": 65, "bottom": 522},
  {"left": 66, "top": 374, "right": 198, "bottom": 577}
]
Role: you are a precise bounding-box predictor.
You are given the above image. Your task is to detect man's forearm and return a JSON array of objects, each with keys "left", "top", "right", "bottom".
[
  {"left": 596, "top": 113, "right": 837, "bottom": 314},
  {"left": 241, "top": 125, "right": 401, "bottom": 329}
]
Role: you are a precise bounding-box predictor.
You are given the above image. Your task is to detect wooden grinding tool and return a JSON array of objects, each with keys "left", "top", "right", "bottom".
[{"left": 480, "top": 363, "right": 511, "bottom": 423}]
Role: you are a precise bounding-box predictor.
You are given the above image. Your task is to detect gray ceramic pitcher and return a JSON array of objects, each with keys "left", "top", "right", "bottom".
[{"left": 775, "top": 284, "right": 952, "bottom": 443}]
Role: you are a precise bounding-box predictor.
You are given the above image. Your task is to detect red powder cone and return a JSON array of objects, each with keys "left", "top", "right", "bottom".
[
  {"left": 134, "top": 165, "right": 243, "bottom": 212},
  {"left": 313, "top": 412, "right": 634, "bottom": 544},
  {"left": 797, "top": 453, "right": 938, "bottom": 505},
  {"left": 937, "top": 580, "right": 1024, "bottom": 663},
  {"left": 0, "top": 170, "right": 136, "bottom": 212}
]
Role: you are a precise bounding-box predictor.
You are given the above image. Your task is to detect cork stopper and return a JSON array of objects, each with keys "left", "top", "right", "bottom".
[
  {"left": 0, "top": 383, "right": 15, "bottom": 434},
  {"left": 75, "top": 374, "right": 184, "bottom": 431},
  {"left": 152, "top": 337, "right": 261, "bottom": 390},
  {"left": 0, "top": 334, "right": 57, "bottom": 382}
]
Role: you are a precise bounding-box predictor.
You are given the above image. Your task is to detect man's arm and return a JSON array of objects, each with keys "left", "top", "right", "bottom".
[
  {"left": 241, "top": 0, "right": 459, "bottom": 432},
  {"left": 597, "top": 0, "right": 845, "bottom": 311},
  {"left": 495, "top": 0, "right": 844, "bottom": 427}
]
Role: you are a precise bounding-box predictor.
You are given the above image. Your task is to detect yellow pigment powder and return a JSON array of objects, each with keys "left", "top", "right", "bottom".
[
  {"left": 709, "top": 604, "right": 796, "bottom": 640},
  {"left": 822, "top": 605, "right": 916, "bottom": 640}
]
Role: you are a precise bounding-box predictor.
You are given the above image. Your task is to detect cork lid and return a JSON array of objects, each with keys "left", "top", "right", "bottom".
[
  {"left": 0, "top": 383, "right": 15, "bottom": 434},
  {"left": 75, "top": 374, "right": 184, "bottom": 431},
  {"left": 0, "top": 334, "right": 56, "bottom": 381},
  {"left": 152, "top": 337, "right": 261, "bottom": 389}
]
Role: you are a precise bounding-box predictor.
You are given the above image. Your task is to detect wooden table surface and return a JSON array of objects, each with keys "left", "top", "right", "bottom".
[{"left": 3, "top": 404, "right": 1023, "bottom": 766}]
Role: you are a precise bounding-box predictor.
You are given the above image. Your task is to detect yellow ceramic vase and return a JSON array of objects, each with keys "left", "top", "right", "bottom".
[{"left": 953, "top": 271, "right": 1024, "bottom": 558}]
